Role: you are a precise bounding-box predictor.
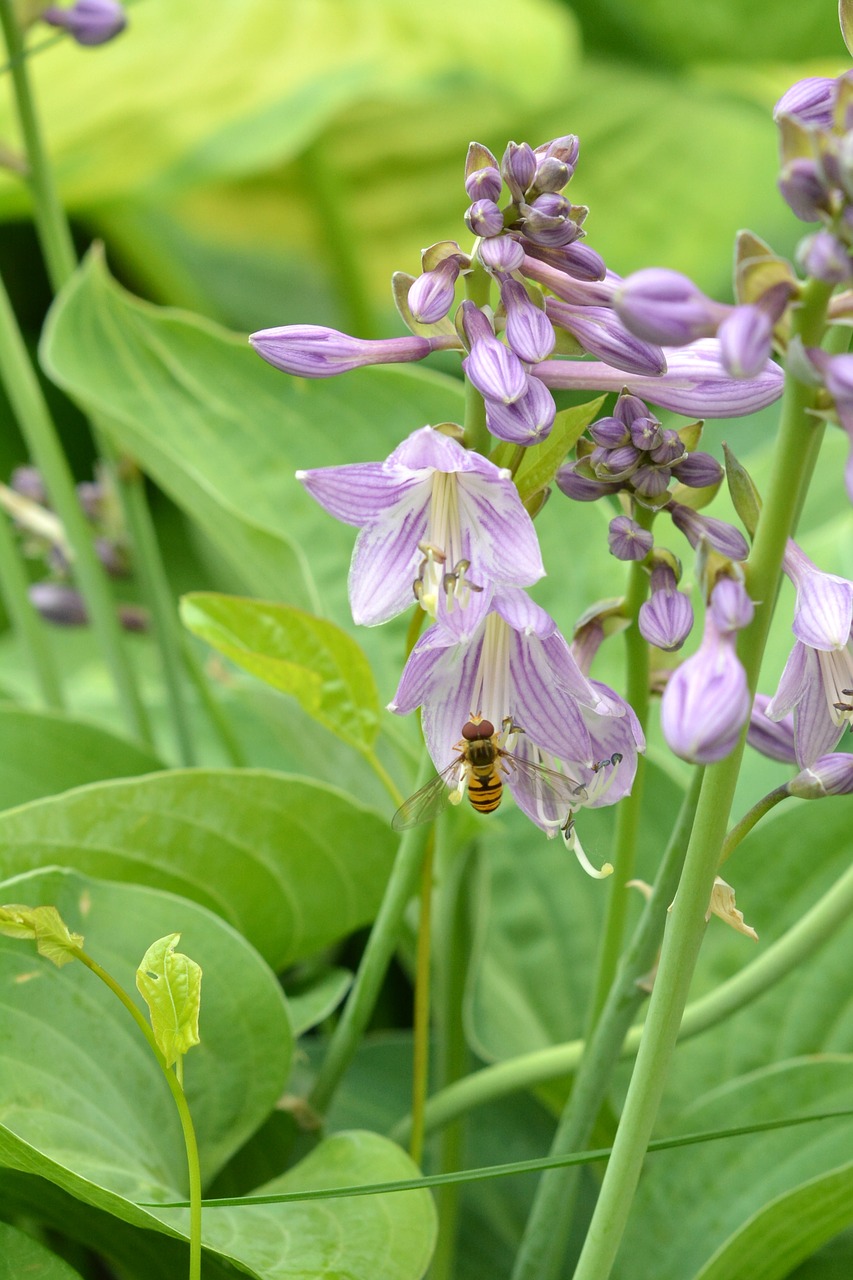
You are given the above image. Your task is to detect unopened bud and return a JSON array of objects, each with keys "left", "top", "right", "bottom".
[
  {"left": 250, "top": 325, "right": 436, "bottom": 377},
  {"left": 607, "top": 516, "right": 653, "bottom": 561},
  {"left": 479, "top": 235, "right": 525, "bottom": 272},
  {"left": 614, "top": 268, "right": 726, "bottom": 345},
  {"left": 671, "top": 451, "right": 723, "bottom": 489},
  {"left": 718, "top": 304, "right": 773, "bottom": 378},
  {"left": 501, "top": 279, "right": 555, "bottom": 363},
  {"left": 773, "top": 76, "right": 836, "bottom": 128},
  {"left": 42, "top": 0, "right": 126, "bottom": 46},
  {"left": 502, "top": 141, "right": 537, "bottom": 200},
  {"left": 485, "top": 375, "right": 555, "bottom": 444},
  {"left": 797, "top": 229, "right": 853, "bottom": 284},
  {"left": 408, "top": 258, "right": 461, "bottom": 324},
  {"left": 788, "top": 753, "right": 853, "bottom": 797},
  {"left": 465, "top": 199, "right": 504, "bottom": 239},
  {"left": 465, "top": 166, "right": 502, "bottom": 203}
]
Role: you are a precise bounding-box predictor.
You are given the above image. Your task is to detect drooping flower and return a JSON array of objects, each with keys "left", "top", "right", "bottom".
[
  {"left": 296, "top": 425, "right": 544, "bottom": 630},
  {"left": 765, "top": 541, "right": 853, "bottom": 765},
  {"left": 250, "top": 326, "right": 455, "bottom": 377},
  {"left": 638, "top": 561, "right": 694, "bottom": 651}
]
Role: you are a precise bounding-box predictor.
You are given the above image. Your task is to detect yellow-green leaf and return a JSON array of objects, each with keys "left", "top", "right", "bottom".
[
  {"left": 136, "top": 933, "right": 201, "bottom": 1068},
  {"left": 0, "top": 903, "right": 83, "bottom": 967}
]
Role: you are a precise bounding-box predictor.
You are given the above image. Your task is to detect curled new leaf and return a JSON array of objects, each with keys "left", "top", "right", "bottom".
[
  {"left": 136, "top": 933, "right": 201, "bottom": 1068},
  {"left": 0, "top": 903, "right": 83, "bottom": 967}
]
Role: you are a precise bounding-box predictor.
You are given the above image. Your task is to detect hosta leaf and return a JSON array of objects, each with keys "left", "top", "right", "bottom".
[
  {"left": 136, "top": 934, "right": 202, "bottom": 1068},
  {"left": 0, "top": 769, "right": 398, "bottom": 971},
  {"left": 180, "top": 593, "right": 380, "bottom": 753},
  {"left": 0, "top": 1221, "right": 85, "bottom": 1279}
]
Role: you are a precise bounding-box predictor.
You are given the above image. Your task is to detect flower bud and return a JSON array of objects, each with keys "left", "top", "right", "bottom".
[
  {"left": 556, "top": 462, "right": 620, "bottom": 502},
  {"left": 671, "top": 451, "right": 723, "bottom": 489},
  {"left": 588, "top": 416, "right": 630, "bottom": 448},
  {"left": 648, "top": 429, "right": 687, "bottom": 466},
  {"left": 522, "top": 240, "right": 606, "bottom": 283},
  {"left": 631, "top": 464, "right": 671, "bottom": 500},
  {"left": 747, "top": 693, "right": 797, "bottom": 763},
  {"left": 501, "top": 279, "right": 555, "bottom": 363},
  {"left": 661, "top": 616, "right": 750, "bottom": 764},
  {"left": 465, "top": 199, "right": 504, "bottom": 239},
  {"left": 613, "top": 268, "right": 726, "bottom": 345},
  {"left": 778, "top": 158, "right": 829, "bottom": 222},
  {"left": 460, "top": 302, "right": 528, "bottom": 405},
  {"left": 591, "top": 444, "right": 641, "bottom": 482},
  {"left": 717, "top": 304, "right": 773, "bottom": 378},
  {"left": 408, "top": 258, "right": 461, "bottom": 324},
  {"left": 773, "top": 76, "right": 836, "bottom": 128},
  {"left": 479, "top": 235, "right": 525, "bottom": 272},
  {"left": 546, "top": 300, "right": 666, "bottom": 376},
  {"left": 607, "top": 516, "right": 653, "bottom": 561},
  {"left": 485, "top": 376, "right": 556, "bottom": 444},
  {"left": 797, "top": 229, "right": 853, "bottom": 284},
  {"left": 502, "top": 142, "right": 537, "bottom": 200},
  {"left": 639, "top": 564, "right": 694, "bottom": 650},
  {"left": 709, "top": 576, "right": 754, "bottom": 633},
  {"left": 531, "top": 156, "right": 571, "bottom": 194},
  {"left": 465, "top": 166, "right": 502, "bottom": 203},
  {"left": 668, "top": 501, "right": 749, "bottom": 560},
  {"left": 628, "top": 416, "right": 663, "bottom": 452},
  {"left": 42, "top": 0, "right": 126, "bottom": 45},
  {"left": 250, "top": 325, "right": 435, "bottom": 377},
  {"left": 787, "top": 753, "right": 853, "bottom": 797},
  {"left": 533, "top": 134, "right": 579, "bottom": 176}
]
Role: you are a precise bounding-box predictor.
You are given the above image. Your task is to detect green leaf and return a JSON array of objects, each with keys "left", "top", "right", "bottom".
[
  {"left": 0, "top": 867, "right": 292, "bottom": 1198},
  {"left": 39, "top": 247, "right": 464, "bottom": 621},
  {"left": 0, "top": 1221, "right": 85, "bottom": 1279},
  {"left": 0, "top": 903, "right": 83, "bottom": 967},
  {"left": 136, "top": 933, "right": 202, "bottom": 1068},
  {"left": 287, "top": 966, "right": 353, "bottom": 1037},
  {"left": 0, "top": 704, "right": 164, "bottom": 811},
  {"left": 180, "top": 593, "right": 380, "bottom": 753},
  {"left": 0, "top": 769, "right": 398, "bottom": 971}
]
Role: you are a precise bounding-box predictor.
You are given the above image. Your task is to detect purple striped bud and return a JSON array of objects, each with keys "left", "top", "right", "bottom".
[
  {"left": 588, "top": 416, "right": 630, "bottom": 447},
  {"left": 671, "top": 451, "right": 723, "bottom": 488},
  {"left": 591, "top": 444, "right": 641, "bottom": 481},
  {"left": 639, "top": 563, "right": 694, "bottom": 651},
  {"left": 747, "top": 693, "right": 797, "bottom": 763},
  {"left": 778, "top": 158, "right": 829, "bottom": 222},
  {"left": 533, "top": 134, "right": 579, "bottom": 176},
  {"left": 718, "top": 305, "right": 773, "bottom": 378},
  {"left": 648, "top": 429, "right": 687, "bottom": 466},
  {"left": 629, "top": 416, "right": 663, "bottom": 452},
  {"left": 614, "top": 269, "right": 727, "bottom": 346},
  {"left": 804, "top": 349, "right": 853, "bottom": 407},
  {"left": 502, "top": 142, "right": 537, "bottom": 200},
  {"left": 709, "top": 577, "right": 754, "bottom": 633},
  {"left": 408, "top": 258, "right": 461, "bottom": 324},
  {"left": 42, "top": 0, "right": 126, "bottom": 45},
  {"left": 465, "top": 166, "right": 503, "bottom": 203},
  {"left": 546, "top": 299, "right": 666, "bottom": 376},
  {"left": 531, "top": 157, "right": 571, "bottom": 194},
  {"left": 661, "top": 614, "right": 751, "bottom": 764},
  {"left": 788, "top": 753, "right": 853, "bottom": 797},
  {"left": 522, "top": 240, "right": 606, "bottom": 282},
  {"left": 485, "top": 375, "right": 556, "bottom": 444},
  {"left": 607, "top": 516, "right": 653, "bottom": 561},
  {"left": 465, "top": 199, "right": 505, "bottom": 239},
  {"left": 250, "top": 325, "right": 438, "bottom": 377},
  {"left": 556, "top": 462, "right": 620, "bottom": 501},
  {"left": 669, "top": 501, "right": 749, "bottom": 560},
  {"left": 773, "top": 77, "right": 836, "bottom": 129},
  {"left": 501, "top": 279, "right": 555, "bottom": 363},
  {"left": 521, "top": 256, "right": 618, "bottom": 305},
  {"left": 797, "top": 229, "right": 853, "bottom": 284},
  {"left": 479, "top": 235, "right": 525, "bottom": 272},
  {"left": 519, "top": 203, "right": 580, "bottom": 248},
  {"left": 460, "top": 303, "right": 528, "bottom": 405},
  {"left": 613, "top": 393, "right": 652, "bottom": 429},
  {"left": 631, "top": 464, "right": 671, "bottom": 500}
]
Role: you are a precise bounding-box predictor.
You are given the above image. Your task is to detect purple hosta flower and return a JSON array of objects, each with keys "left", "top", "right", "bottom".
[
  {"left": 42, "top": 0, "right": 126, "bottom": 45},
  {"left": 296, "top": 425, "right": 543, "bottom": 630},
  {"left": 778, "top": 158, "right": 830, "bottom": 222},
  {"left": 667, "top": 500, "right": 749, "bottom": 561},
  {"left": 502, "top": 142, "right": 537, "bottom": 202},
  {"left": 250, "top": 325, "right": 453, "bottom": 378},
  {"left": 608, "top": 516, "right": 653, "bottom": 562},
  {"left": 747, "top": 693, "right": 797, "bottom": 763},
  {"left": 774, "top": 77, "right": 837, "bottom": 129},
  {"left": 532, "top": 135, "right": 579, "bottom": 189},
  {"left": 788, "top": 753, "right": 853, "bottom": 797},
  {"left": 521, "top": 256, "right": 617, "bottom": 306},
  {"left": 661, "top": 582, "right": 752, "bottom": 764},
  {"left": 466, "top": 199, "right": 505, "bottom": 239},
  {"left": 459, "top": 302, "right": 528, "bottom": 405},
  {"left": 709, "top": 576, "right": 755, "bottom": 633},
  {"left": 670, "top": 450, "right": 724, "bottom": 490},
  {"left": 797, "top": 229, "right": 853, "bottom": 284},
  {"left": 479, "top": 235, "right": 526, "bottom": 273},
  {"left": 485, "top": 375, "right": 556, "bottom": 445},
  {"left": 546, "top": 299, "right": 666, "bottom": 376},
  {"left": 556, "top": 462, "right": 621, "bottom": 502},
  {"left": 639, "top": 562, "right": 694, "bottom": 651},
  {"left": 500, "top": 279, "right": 555, "bottom": 364},
  {"left": 613, "top": 269, "right": 727, "bottom": 347},
  {"left": 717, "top": 305, "right": 774, "bottom": 379},
  {"left": 803, "top": 348, "right": 853, "bottom": 502},
  {"left": 408, "top": 258, "right": 462, "bottom": 324},
  {"left": 519, "top": 195, "right": 583, "bottom": 249},
  {"left": 523, "top": 240, "right": 607, "bottom": 284},
  {"left": 533, "top": 339, "right": 784, "bottom": 418},
  {"left": 765, "top": 541, "right": 853, "bottom": 766}
]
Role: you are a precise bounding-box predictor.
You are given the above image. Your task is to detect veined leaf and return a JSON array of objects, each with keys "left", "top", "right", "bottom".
[{"left": 136, "top": 933, "right": 202, "bottom": 1068}]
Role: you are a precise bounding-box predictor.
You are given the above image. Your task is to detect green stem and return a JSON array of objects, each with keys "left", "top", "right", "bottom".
[
  {"left": 571, "top": 276, "right": 834, "bottom": 1280},
  {"left": 74, "top": 949, "right": 202, "bottom": 1280},
  {"left": 392, "top": 803, "right": 853, "bottom": 1143},
  {"left": 180, "top": 635, "right": 246, "bottom": 767},
  {"left": 509, "top": 766, "right": 702, "bottom": 1280},
  {"left": 719, "top": 786, "right": 789, "bottom": 865},
  {"left": 364, "top": 747, "right": 406, "bottom": 810},
  {"left": 410, "top": 832, "right": 435, "bottom": 1166},
  {"left": 308, "top": 753, "right": 434, "bottom": 1116},
  {"left": 0, "top": 504, "right": 64, "bottom": 707},
  {"left": 0, "top": 270, "right": 152, "bottom": 744},
  {"left": 427, "top": 834, "right": 474, "bottom": 1280}
]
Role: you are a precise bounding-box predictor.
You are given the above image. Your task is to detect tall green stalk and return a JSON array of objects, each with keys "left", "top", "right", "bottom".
[{"left": 571, "top": 276, "right": 834, "bottom": 1280}]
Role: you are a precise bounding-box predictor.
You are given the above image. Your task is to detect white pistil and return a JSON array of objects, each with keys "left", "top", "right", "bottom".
[
  {"left": 471, "top": 613, "right": 511, "bottom": 724},
  {"left": 564, "top": 824, "right": 614, "bottom": 879}
]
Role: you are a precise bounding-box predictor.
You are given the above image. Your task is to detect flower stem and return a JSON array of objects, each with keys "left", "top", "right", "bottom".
[
  {"left": 509, "top": 766, "right": 701, "bottom": 1280},
  {"left": 719, "top": 786, "right": 789, "bottom": 865},
  {"left": 0, "top": 503, "right": 64, "bottom": 707},
  {"left": 0, "top": 269, "right": 153, "bottom": 744},
  {"left": 410, "top": 831, "right": 435, "bottom": 1166},
  {"left": 73, "top": 948, "right": 202, "bottom": 1280},
  {"left": 570, "top": 276, "right": 834, "bottom": 1280},
  {"left": 308, "top": 753, "right": 434, "bottom": 1115}
]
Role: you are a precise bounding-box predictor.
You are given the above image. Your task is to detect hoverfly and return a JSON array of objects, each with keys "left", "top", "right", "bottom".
[{"left": 391, "top": 715, "right": 588, "bottom": 831}]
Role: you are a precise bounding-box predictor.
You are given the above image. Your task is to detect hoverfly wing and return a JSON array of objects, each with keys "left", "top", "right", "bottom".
[
  {"left": 507, "top": 754, "right": 588, "bottom": 820},
  {"left": 391, "top": 759, "right": 463, "bottom": 831}
]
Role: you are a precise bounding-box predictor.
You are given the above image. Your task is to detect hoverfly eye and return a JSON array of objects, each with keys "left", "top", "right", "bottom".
[
  {"left": 461, "top": 721, "right": 480, "bottom": 741},
  {"left": 475, "top": 718, "right": 495, "bottom": 738}
]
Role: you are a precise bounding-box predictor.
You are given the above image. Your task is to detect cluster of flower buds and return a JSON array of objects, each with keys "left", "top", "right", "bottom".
[{"left": 41, "top": 0, "right": 127, "bottom": 46}]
